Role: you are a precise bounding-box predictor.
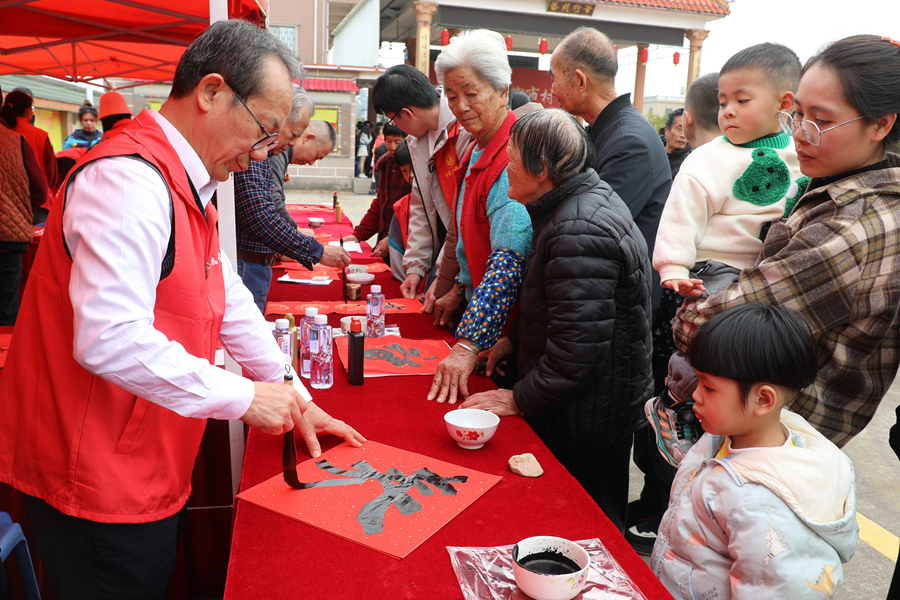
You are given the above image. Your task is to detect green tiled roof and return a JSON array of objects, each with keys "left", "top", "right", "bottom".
[{"left": 0, "top": 74, "right": 89, "bottom": 106}]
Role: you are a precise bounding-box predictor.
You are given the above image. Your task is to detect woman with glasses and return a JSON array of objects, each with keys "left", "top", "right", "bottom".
[
  {"left": 425, "top": 29, "right": 532, "bottom": 405},
  {"left": 674, "top": 34, "right": 900, "bottom": 451}
]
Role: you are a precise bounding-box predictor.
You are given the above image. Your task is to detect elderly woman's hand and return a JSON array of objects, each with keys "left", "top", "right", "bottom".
[
  {"left": 459, "top": 389, "right": 519, "bottom": 416},
  {"left": 427, "top": 341, "right": 479, "bottom": 404},
  {"left": 477, "top": 336, "right": 512, "bottom": 377}
]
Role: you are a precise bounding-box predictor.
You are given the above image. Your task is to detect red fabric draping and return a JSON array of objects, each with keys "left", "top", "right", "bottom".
[{"left": 223, "top": 208, "right": 672, "bottom": 599}]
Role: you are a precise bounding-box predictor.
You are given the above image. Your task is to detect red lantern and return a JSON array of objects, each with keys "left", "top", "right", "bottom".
[
  {"left": 673, "top": 51, "right": 680, "bottom": 66},
  {"left": 441, "top": 29, "right": 450, "bottom": 46},
  {"left": 539, "top": 39, "right": 548, "bottom": 55},
  {"left": 639, "top": 47, "right": 649, "bottom": 65},
  {"left": 506, "top": 36, "right": 513, "bottom": 52}
]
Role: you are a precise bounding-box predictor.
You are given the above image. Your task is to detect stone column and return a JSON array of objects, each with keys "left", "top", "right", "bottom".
[
  {"left": 685, "top": 29, "right": 710, "bottom": 90},
  {"left": 633, "top": 44, "right": 648, "bottom": 114},
  {"left": 412, "top": 1, "right": 438, "bottom": 77}
]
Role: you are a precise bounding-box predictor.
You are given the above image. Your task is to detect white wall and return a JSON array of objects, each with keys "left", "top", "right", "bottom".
[{"left": 332, "top": 0, "right": 380, "bottom": 67}]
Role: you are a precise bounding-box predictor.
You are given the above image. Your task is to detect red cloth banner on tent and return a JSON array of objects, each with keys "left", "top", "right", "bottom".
[
  {"left": 335, "top": 335, "right": 451, "bottom": 377},
  {"left": 236, "top": 441, "right": 502, "bottom": 559}
]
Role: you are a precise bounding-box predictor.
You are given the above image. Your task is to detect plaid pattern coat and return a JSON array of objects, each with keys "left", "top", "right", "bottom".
[{"left": 674, "top": 154, "right": 900, "bottom": 447}]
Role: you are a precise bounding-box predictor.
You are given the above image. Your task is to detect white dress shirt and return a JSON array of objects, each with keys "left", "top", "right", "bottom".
[{"left": 63, "top": 110, "right": 286, "bottom": 420}]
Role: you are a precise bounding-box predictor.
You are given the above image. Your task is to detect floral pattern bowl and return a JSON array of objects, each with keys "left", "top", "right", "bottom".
[{"left": 444, "top": 408, "right": 500, "bottom": 449}]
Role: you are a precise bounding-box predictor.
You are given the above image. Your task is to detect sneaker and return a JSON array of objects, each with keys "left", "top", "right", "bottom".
[
  {"left": 644, "top": 389, "right": 704, "bottom": 468},
  {"left": 625, "top": 517, "right": 661, "bottom": 555}
]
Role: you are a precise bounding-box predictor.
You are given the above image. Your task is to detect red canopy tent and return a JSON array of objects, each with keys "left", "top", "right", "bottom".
[{"left": 0, "top": 0, "right": 268, "bottom": 85}]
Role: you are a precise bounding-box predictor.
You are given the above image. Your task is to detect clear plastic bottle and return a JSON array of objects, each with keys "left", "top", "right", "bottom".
[
  {"left": 272, "top": 318, "right": 294, "bottom": 364},
  {"left": 310, "top": 314, "right": 333, "bottom": 389},
  {"left": 366, "top": 284, "right": 385, "bottom": 338},
  {"left": 299, "top": 307, "right": 318, "bottom": 379}
]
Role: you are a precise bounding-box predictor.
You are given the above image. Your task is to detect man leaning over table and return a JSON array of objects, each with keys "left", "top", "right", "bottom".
[
  {"left": 236, "top": 86, "right": 349, "bottom": 313},
  {"left": 0, "top": 19, "right": 364, "bottom": 599},
  {"left": 371, "top": 64, "right": 473, "bottom": 308}
]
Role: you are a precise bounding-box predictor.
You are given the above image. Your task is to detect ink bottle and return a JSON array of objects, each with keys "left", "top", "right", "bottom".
[
  {"left": 310, "top": 314, "right": 333, "bottom": 389},
  {"left": 347, "top": 317, "right": 365, "bottom": 385}
]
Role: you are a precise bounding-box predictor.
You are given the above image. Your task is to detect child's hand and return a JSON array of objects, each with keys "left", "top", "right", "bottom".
[{"left": 662, "top": 278, "right": 707, "bottom": 297}]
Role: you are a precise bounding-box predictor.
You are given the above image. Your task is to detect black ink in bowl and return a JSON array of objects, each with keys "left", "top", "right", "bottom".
[{"left": 513, "top": 548, "right": 580, "bottom": 575}]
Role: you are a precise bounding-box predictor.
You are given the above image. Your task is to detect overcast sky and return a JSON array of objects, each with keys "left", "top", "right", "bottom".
[{"left": 614, "top": 0, "right": 900, "bottom": 99}]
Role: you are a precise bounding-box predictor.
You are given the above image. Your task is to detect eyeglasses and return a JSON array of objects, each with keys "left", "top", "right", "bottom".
[
  {"left": 225, "top": 80, "right": 280, "bottom": 151},
  {"left": 778, "top": 111, "right": 866, "bottom": 147},
  {"left": 384, "top": 108, "right": 407, "bottom": 128}
]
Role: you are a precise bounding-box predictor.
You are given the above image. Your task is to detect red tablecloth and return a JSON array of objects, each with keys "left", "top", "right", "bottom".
[{"left": 224, "top": 208, "right": 672, "bottom": 599}]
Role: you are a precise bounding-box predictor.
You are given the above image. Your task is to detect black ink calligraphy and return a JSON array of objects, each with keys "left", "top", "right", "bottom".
[
  {"left": 287, "top": 459, "right": 468, "bottom": 535},
  {"left": 364, "top": 343, "right": 439, "bottom": 368}
]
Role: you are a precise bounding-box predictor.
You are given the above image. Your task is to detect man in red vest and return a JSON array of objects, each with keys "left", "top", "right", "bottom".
[{"left": 0, "top": 20, "right": 364, "bottom": 598}]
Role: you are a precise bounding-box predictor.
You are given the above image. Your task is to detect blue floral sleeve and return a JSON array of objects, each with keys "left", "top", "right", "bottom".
[{"left": 455, "top": 249, "right": 525, "bottom": 350}]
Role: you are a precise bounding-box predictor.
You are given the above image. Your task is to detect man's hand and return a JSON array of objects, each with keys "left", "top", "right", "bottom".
[
  {"left": 662, "top": 278, "right": 706, "bottom": 297},
  {"left": 242, "top": 381, "right": 307, "bottom": 435},
  {"left": 433, "top": 286, "right": 462, "bottom": 327},
  {"left": 371, "top": 237, "right": 389, "bottom": 258},
  {"left": 242, "top": 382, "right": 366, "bottom": 458},
  {"left": 477, "top": 336, "right": 512, "bottom": 377},
  {"left": 319, "top": 246, "right": 351, "bottom": 268},
  {"left": 427, "top": 342, "right": 478, "bottom": 404},
  {"left": 343, "top": 234, "right": 359, "bottom": 243},
  {"left": 400, "top": 273, "right": 422, "bottom": 299},
  {"left": 459, "top": 389, "right": 519, "bottom": 416},
  {"left": 293, "top": 402, "right": 367, "bottom": 458}
]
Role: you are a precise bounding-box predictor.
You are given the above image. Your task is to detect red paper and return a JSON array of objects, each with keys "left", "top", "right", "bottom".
[
  {"left": 236, "top": 441, "right": 502, "bottom": 559},
  {"left": 0, "top": 334, "right": 11, "bottom": 369},
  {"left": 281, "top": 268, "right": 340, "bottom": 281},
  {"left": 265, "top": 298, "right": 423, "bottom": 317},
  {"left": 335, "top": 335, "right": 451, "bottom": 377}
]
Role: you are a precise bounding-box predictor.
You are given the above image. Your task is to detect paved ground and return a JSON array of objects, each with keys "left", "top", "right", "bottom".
[{"left": 286, "top": 188, "right": 900, "bottom": 599}]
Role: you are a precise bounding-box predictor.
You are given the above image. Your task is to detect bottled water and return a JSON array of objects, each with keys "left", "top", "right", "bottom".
[
  {"left": 299, "top": 307, "right": 318, "bottom": 378},
  {"left": 366, "top": 284, "right": 385, "bottom": 338},
  {"left": 310, "top": 314, "right": 333, "bottom": 389}
]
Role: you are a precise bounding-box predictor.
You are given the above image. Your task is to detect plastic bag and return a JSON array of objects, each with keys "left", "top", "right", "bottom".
[{"left": 447, "top": 538, "right": 648, "bottom": 600}]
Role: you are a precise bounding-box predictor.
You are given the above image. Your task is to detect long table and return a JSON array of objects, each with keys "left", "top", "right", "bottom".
[{"left": 223, "top": 207, "right": 672, "bottom": 599}]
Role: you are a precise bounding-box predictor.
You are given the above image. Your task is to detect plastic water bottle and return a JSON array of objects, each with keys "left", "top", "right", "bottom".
[
  {"left": 366, "top": 284, "right": 385, "bottom": 338},
  {"left": 273, "top": 318, "right": 294, "bottom": 364},
  {"left": 299, "top": 307, "right": 318, "bottom": 379},
  {"left": 310, "top": 314, "right": 333, "bottom": 389}
]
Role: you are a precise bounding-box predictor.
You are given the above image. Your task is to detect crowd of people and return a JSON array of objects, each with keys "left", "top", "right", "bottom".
[{"left": 1, "top": 15, "right": 900, "bottom": 600}]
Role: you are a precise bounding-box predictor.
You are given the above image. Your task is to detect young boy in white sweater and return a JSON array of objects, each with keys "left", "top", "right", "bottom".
[
  {"left": 645, "top": 44, "right": 809, "bottom": 470},
  {"left": 653, "top": 43, "right": 806, "bottom": 297}
]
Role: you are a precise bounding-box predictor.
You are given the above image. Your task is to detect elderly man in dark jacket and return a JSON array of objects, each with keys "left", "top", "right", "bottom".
[{"left": 461, "top": 109, "right": 653, "bottom": 531}]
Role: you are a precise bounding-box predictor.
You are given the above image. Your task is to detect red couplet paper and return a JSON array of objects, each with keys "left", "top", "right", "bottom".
[
  {"left": 265, "top": 298, "right": 423, "bottom": 317},
  {"left": 281, "top": 267, "right": 340, "bottom": 281},
  {"left": 0, "top": 334, "right": 11, "bottom": 368},
  {"left": 335, "top": 335, "right": 451, "bottom": 377},
  {"left": 236, "top": 441, "right": 502, "bottom": 559}
]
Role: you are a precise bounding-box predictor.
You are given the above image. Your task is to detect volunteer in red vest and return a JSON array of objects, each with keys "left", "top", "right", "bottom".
[
  {"left": 0, "top": 20, "right": 364, "bottom": 598},
  {"left": 424, "top": 29, "right": 532, "bottom": 405},
  {"left": 371, "top": 63, "right": 472, "bottom": 307},
  {"left": 97, "top": 90, "right": 134, "bottom": 142},
  {"left": 0, "top": 90, "right": 59, "bottom": 192}
]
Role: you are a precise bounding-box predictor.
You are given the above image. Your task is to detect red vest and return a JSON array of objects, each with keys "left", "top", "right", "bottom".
[
  {"left": 456, "top": 111, "right": 517, "bottom": 291},
  {"left": 393, "top": 193, "right": 412, "bottom": 247},
  {"left": 0, "top": 110, "right": 226, "bottom": 523}
]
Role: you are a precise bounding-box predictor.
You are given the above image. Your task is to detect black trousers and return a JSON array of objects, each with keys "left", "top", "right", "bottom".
[
  {"left": 25, "top": 496, "right": 187, "bottom": 600},
  {"left": 539, "top": 433, "right": 634, "bottom": 532},
  {"left": 0, "top": 251, "right": 23, "bottom": 326}
]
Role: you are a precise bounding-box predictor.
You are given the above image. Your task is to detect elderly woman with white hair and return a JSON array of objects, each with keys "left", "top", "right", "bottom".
[
  {"left": 461, "top": 110, "right": 654, "bottom": 531},
  {"left": 426, "top": 29, "right": 533, "bottom": 404}
]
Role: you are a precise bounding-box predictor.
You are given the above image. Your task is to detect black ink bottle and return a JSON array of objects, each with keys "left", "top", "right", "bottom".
[{"left": 347, "top": 317, "right": 365, "bottom": 385}]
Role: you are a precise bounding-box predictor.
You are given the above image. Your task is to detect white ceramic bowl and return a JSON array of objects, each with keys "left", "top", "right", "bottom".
[
  {"left": 512, "top": 536, "right": 590, "bottom": 600},
  {"left": 346, "top": 264, "right": 369, "bottom": 274},
  {"left": 340, "top": 316, "right": 367, "bottom": 334},
  {"left": 346, "top": 272, "right": 375, "bottom": 284},
  {"left": 443, "top": 408, "right": 500, "bottom": 449},
  {"left": 308, "top": 217, "right": 325, "bottom": 229}
]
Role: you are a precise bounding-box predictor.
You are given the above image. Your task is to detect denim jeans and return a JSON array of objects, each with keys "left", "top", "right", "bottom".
[{"left": 237, "top": 258, "right": 272, "bottom": 314}]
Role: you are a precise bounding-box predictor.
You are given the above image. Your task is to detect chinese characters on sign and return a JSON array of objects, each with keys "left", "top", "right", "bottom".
[{"left": 546, "top": 1, "right": 596, "bottom": 16}]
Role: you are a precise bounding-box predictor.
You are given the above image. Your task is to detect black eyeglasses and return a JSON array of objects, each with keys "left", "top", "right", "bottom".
[{"left": 225, "top": 80, "right": 280, "bottom": 151}]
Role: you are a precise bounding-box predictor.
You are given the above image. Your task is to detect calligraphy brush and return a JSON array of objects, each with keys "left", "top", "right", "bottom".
[{"left": 340, "top": 236, "right": 348, "bottom": 302}]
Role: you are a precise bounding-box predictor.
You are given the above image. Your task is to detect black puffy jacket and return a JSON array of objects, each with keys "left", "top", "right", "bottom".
[{"left": 512, "top": 169, "right": 653, "bottom": 447}]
